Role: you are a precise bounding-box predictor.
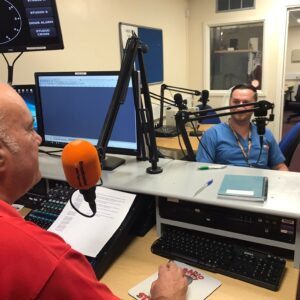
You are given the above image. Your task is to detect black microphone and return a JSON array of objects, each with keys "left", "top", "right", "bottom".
[
  {"left": 200, "top": 90, "right": 209, "bottom": 108},
  {"left": 253, "top": 100, "right": 274, "bottom": 148},
  {"left": 174, "top": 93, "right": 187, "bottom": 110}
]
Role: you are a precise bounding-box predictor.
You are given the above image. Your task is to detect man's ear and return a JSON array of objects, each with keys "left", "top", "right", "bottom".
[{"left": 0, "top": 143, "right": 6, "bottom": 170}]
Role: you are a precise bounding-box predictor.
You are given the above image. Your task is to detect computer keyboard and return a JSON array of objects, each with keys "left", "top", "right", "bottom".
[
  {"left": 151, "top": 225, "right": 286, "bottom": 291},
  {"left": 155, "top": 126, "right": 178, "bottom": 137}
]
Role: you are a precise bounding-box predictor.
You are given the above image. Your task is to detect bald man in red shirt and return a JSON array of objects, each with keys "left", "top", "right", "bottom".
[{"left": 0, "top": 83, "right": 188, "bottom": 300}]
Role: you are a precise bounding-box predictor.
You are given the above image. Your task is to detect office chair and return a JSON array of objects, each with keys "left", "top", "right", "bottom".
[
  {"left": 287, "top": 85, "right": 300, "bottom": 123},
  {"left": 284, "top": 86, "right": 293, "bottom": 109},
  {"left": 197, "top": 103, "right": 221, "bottom": 124},
  {"left": 279, "top": 122, "right": 300, "bottom": 167},
  {"left": 188, "top": 103, "right": 221, "bottom": 137}
]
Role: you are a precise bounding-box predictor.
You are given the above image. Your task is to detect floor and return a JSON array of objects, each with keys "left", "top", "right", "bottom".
[{"left": 282, "top": 109, "right": 300, "bottom": 172}]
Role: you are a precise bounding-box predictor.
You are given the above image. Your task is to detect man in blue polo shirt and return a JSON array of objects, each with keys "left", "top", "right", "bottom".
[{"left": 196, "top": 84, "right": 288, "bottom": 170}]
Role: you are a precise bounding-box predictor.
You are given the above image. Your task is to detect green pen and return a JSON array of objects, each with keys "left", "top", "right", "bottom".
[{"left": 198, "top": 165, "right": 227, "bottom": 170}]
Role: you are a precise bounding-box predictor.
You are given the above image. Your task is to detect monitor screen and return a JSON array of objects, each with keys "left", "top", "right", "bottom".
[
  {"left": 35, "top": 71, "right": 140, "bottom": 158},
  {"left": 0, "top": 0, "right": 64, "bottom": 53},
  {"left": 12, "top": 84, "right": 38, "bottom": 131}
]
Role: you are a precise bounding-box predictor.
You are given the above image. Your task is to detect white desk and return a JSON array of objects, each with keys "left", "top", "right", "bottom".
[
  {"left": 38, "top": 153, "right": 300, "bottom": 297},
  {"left": 39, "top": 153, "right": 300, "bottom": 266},
  {"left": 39, "top": 153, "right": 300, "bottom": 217}
]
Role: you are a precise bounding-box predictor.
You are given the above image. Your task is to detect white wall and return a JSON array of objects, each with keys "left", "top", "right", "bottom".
[
  {"left": 187, "top": 0, "right": 294, "bottom": 139},
  {"left": 0, "top": 0, "right": 189, "bottom": 92},
  {"left": 0, "top": 0, "right": 190, "bottom": 119},
  {"left": 286, "top": 26, "right": 300, "bottom": 73},
  {"left": 3, "top": 0, "right": 300, "bottom": 139},
  {"left": 286, "top": 25, "right": 300, "bottom": 78}
]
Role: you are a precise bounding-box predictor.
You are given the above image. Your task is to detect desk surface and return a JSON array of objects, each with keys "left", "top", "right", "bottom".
[
  {"left": 101, "top": 227, "right": 299, "bottom": 300},
  {"left": 37, "top": 154, "right": 300, "bottom": 298},
  {"left": 39, "top": 154, "right": 300, "bottom": 218},
  {"left": 156, "top": 124, "right": 212, "bottom": 152}
]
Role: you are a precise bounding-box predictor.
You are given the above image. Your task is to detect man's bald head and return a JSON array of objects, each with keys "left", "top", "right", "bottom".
[{"left": 0, "top": 83, "right": 28, "bottom": 153}]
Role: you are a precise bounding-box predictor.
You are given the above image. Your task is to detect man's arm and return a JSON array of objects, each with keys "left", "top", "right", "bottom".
[
  {"left": 272, "top": 162, "right": 289, "bottom": 171},
  {"left": 265, "top": 130, "right": 289, "bottom": 171},
  {"left": 37, "top": 248, "right": 120, "bottom": 299}
]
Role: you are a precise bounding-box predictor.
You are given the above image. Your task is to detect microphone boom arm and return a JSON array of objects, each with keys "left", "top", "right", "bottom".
[
  {"left": 157, "top": 84, "right": 201, "bottom": 128},
  {"left": 176, "top": 100, "right": 274, "bottom": 161},
  {"left": 96, "top": 33, "right": 162, "bottom": 174},
  {"left": 161, "top": 84, "right": 201, "bottom": 96}
]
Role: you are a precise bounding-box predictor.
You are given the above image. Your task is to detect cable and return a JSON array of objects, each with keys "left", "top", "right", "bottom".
[
  {"left": 1, "top": 52, "right": 24, "bottom": 85},
  {"left": 188, "top": 121, "right": 215, "bottom": 162},
  {"left": 69, "top": 179, "right": 103, "bottom": 218},
  {"left": 39, "top": 148, "right": 63, "bottom": 157},
  {"left": 253, "top": 143, "right": 263, "bottom": 167}
]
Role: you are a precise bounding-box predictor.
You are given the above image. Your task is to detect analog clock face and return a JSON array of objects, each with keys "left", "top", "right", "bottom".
[{"left": 0, "top": 0, "right": 22, "bottom": 45}]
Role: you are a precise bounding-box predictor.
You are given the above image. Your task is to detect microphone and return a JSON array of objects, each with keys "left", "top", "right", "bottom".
[
  {"left": 174, "top": 93, "right": 187, "bottom": 110},
  {"left": 200, "top": 90, "right": 209, "bottom": 108},
  {"left": 253, "top": 100, "right": 274, "bottom": 148},
  {"left": 61, "top": 140, "right": 101, "bottom": 216},
  {"left": 253, "top": 117, "right": 266, "bottom": 148}
]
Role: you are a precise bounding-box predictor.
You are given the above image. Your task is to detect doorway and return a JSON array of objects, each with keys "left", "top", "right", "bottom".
[{"left": 282, "top": 8, "right": 300, "bottom": 172}]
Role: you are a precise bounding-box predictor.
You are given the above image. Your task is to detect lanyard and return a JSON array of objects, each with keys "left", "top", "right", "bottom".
[{"left": 228, "top": 121, "right": 252, "bottom": 166}]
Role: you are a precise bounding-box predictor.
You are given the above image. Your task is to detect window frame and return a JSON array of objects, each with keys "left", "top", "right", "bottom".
[
  {"left": 203, "top": 19, "right": 265, "bottom": 96},
  {"left": 216, "top": 0, "right": 256, "bottom": 13}
]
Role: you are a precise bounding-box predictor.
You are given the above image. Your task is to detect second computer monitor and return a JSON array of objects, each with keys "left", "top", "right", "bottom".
[
  {"left": 12, "top": 84, "right": 38, "bottom": 131},
  {"left": 35, "top": 71, "right": 140, "bottom": 159}
]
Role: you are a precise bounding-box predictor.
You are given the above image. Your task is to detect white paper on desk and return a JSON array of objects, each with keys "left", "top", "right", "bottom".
[
  {"left": 128, "top": 261, "right": 221, "bottom": 300},
  {"left": 48, "top": 187, "right": 135, "bottom": 257}
]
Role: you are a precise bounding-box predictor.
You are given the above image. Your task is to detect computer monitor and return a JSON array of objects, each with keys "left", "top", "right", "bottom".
[
  {"left": 35, "top": 71, "right": 140, "bottom": 170},
  {"left": 0, "top": 0, "right": 64, "bottom": 53},
  {"left": 12, "top": 84, "right": 38, "bottom": 131}
]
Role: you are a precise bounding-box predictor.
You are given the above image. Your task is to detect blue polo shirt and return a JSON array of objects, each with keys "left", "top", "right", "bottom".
[{"left": 196, "top": 123, "right": 285, "bottom": 169}]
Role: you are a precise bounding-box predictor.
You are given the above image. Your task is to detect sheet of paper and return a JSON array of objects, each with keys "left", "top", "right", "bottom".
[
  {"left": 48, "top": 186, "right": 135, "bottom": 257},
  {"left": 128, "top": 261, "right": 221, "bottom": 300}
]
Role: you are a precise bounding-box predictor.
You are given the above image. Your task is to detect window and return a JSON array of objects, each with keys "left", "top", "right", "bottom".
[
  {"left": 216, "top": 0, "right": 255, "bottom": 12},
  {"left": 209, "top": 21, "right": 263, "bottom": 90}
]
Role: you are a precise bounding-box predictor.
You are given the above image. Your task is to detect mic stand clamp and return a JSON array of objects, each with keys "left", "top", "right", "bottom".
[{"left": 80, "top": 187, "right": 97, "bottom": 214}]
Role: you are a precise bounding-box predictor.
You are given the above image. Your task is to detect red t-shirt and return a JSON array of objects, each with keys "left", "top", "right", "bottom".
[{"left": 0, "top": 200, "right": 120, "bottom": 300}]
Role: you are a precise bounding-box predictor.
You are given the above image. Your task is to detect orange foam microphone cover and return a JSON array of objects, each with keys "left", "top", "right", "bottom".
[{"left": 61, "top": 140, "right": 101, "bottom": 190}]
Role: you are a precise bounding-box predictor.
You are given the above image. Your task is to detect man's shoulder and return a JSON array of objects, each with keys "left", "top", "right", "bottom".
[
  {"left": 0, "top": 216, "right": 76, "bottom": 298},
  {"left": 205, "top": 122, "right": 229, "bottom": 134},
  {"left": 0, "top": 215, "right": 71, "bottom": 259}
]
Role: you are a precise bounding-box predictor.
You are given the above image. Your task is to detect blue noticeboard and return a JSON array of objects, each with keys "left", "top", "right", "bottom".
[{"left": 119, "top": 23, "right": 163, "bottom": 84}]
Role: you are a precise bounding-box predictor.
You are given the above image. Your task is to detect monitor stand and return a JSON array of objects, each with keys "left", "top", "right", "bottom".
[{"left": 102, "top": 155, "right": 126, "bottom": 171}]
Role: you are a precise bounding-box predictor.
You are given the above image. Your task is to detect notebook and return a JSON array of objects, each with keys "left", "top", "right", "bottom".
[{"left": 217, "top": 174, "right": 268, "bottom": 202}]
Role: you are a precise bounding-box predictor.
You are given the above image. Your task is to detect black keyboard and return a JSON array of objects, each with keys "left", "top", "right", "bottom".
[
  {"left": 151, "top": 225, "right": 286, "bottom": 291},
  {"left": 155, "top": 126, "right": 178, "bottom": 137}
]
